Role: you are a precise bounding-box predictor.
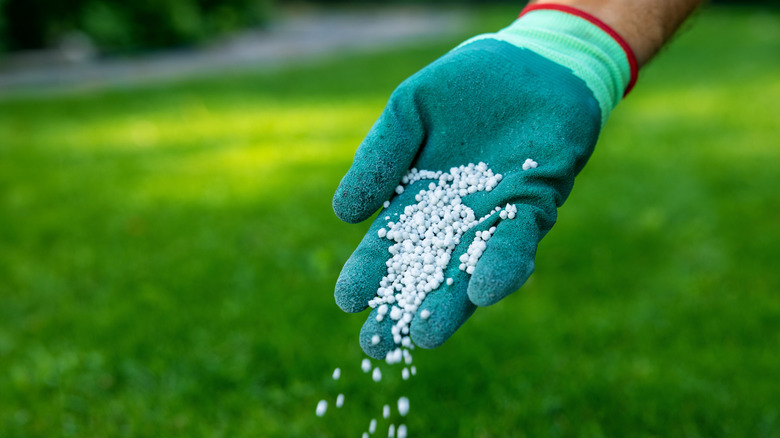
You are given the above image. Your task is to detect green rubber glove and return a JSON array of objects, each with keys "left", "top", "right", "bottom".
[{"left": 333, "top": 5, "right": 637, "bottom": 359}]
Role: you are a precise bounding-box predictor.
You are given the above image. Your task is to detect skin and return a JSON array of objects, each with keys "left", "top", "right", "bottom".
[{"left": 532, "top": 0, "right": 705, "bottom": 66}]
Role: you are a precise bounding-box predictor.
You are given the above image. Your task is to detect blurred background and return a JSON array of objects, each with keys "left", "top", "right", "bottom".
[{"left": 1, "top": 0, "right": 779, "bottom": 437}]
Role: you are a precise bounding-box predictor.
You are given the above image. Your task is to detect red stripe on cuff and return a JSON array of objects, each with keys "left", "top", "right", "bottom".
[{"left": 519, "top": 3, "right": 638, "bottom": 97}]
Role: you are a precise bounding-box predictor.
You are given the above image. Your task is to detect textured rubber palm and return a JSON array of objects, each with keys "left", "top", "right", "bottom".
[{"left": 334, "top": 39, "right": 602, "bottom": 359}]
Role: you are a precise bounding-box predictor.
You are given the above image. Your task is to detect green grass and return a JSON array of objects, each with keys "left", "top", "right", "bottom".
[{"left": 2, "top": 5, "right": 780, "bottom": 437}]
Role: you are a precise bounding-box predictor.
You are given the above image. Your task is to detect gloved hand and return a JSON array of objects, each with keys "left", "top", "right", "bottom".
[{"left": 332, "top": 4, "right": 637, "bottom": 359}]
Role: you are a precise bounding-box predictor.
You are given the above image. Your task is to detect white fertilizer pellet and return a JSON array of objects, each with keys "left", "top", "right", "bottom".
[
  {"left": 318, "top": 162, "right": 525, "bottom": 436},
  {"left": 397, "top": 397, "right": 409, "bottom": 416},
  {"left": 316, "top": 400, "right": 328, "bottom": 417},
  {"left": 363, "top": 433, "right": 369, "bottom": 438}
]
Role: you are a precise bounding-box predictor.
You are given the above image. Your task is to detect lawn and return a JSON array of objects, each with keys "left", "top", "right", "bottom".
[{"left": 1, "top": 4, "right": 779, "bottom": 437}]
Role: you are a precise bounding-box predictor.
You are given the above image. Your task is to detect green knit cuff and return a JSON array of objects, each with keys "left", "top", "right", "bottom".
[{"left": 458, "top": 7, "right": 636, "bottom": 127}]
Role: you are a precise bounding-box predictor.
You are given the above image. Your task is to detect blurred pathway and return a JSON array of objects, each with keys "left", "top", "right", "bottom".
[{"left": 0, "top": 6, "right": 467, "bottom": 98}]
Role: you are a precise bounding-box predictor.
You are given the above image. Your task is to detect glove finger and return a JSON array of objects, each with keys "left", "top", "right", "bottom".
[
  {"left": 466, "top": 203, "right": 547, "bottom": 307},
  {"left": 409, "top": 271, "right": 476, "bottom": 349},
  {"left": 335, "top": 232, "right": 390, "bottom": 314},
  {"left": 332, "top": 89, "right": 425, "bottom": 224}
]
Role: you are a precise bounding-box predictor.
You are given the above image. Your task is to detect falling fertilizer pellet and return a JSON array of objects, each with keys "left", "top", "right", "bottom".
[
  {"left": 317, "top": 162, "right": 520, "bottom": 436},
  {"left": 397, "top": 397, "right": 409, "bottom": 417},
  {"left": 316, "top": 400, "right": 328, "bottom": 417}
]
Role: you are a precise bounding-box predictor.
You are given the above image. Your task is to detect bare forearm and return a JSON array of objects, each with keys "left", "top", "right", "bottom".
[{"left": 531, "top": 0, "right": 703, "bottom": 66}]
